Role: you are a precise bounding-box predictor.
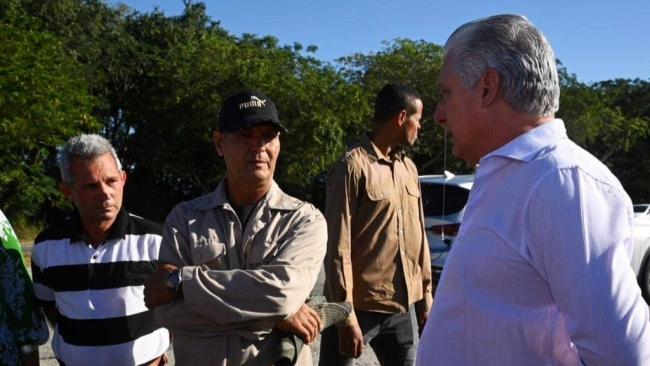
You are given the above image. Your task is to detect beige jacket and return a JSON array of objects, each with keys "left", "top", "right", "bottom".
[
  {"left": 155, "top": 180, "right": 326, "bottom": 365},
  {"left": 324, "top": 134, "right": 433, "bottom": 326}
]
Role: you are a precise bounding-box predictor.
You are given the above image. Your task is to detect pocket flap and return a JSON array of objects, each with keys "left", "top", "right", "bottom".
[
  {"left": 405, "top": 181, "right": 421, "bottom": 198},
  {"left": 366, "top": 186, "right": 390, "bottom": 201},
  {"left": 192, "top": 238, "right": 227, "bottom": 265}
]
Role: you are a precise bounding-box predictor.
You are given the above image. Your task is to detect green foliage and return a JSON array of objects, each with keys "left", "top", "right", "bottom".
[
  {"left": 591, "top": 79, "right": 650, "bottom": 202},
  {"left": 4, "top": 1, "right": 369, "bottom": 220},
  {"left": 338, "top": 39, "right": 465, "bottom": 174},
  {"left": 2, "top": 0, "right": 649, "bottom": 224},
  {"left": 0, "top": 2, "right": 98, "bottom": 221},
  {"left": 11, "top": 215, "right": 42, "bottom": 244},
  {"left": 558, "top": 66, "right": 650, "bottom": 201},
  {"left": 105, "top": 6, "right": 370, "bottom": 219}
]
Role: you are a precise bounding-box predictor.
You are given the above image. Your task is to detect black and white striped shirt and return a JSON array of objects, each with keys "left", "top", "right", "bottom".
[{"left": 32, "top": 209, "right": 169, "bottom": 366}]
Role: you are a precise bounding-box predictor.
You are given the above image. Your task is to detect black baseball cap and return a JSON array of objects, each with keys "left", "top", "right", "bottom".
[{"left": 218, "top": 90, "right": 288, "bottom": 133}]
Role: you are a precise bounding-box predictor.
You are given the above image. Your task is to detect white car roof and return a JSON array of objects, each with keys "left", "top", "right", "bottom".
[{"left": 419, "top": 174, "right": 474, "bottom": 190}]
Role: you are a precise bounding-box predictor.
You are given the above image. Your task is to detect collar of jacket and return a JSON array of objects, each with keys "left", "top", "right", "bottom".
[
  {"left": 193, "top": 179, "right": 303, "bottom": 212},
  {"left": 360, "top": 133, "right": 406, "bottom": 164}
]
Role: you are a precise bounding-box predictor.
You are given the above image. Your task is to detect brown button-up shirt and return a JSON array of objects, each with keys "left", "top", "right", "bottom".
[{"left": 324, "top": 134, "right": 432, "bottom": 325}]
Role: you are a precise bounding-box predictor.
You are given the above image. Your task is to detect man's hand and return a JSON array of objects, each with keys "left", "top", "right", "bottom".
[
  {"left": 338, "top": 323, "right": 364, "bottom": 358},
  {"left": 20, "top": 348, "right": 39, "bottom": 366},
  {"left": 144, "top": 353, "right": 168, "bottom": 365},
  {"left": 417, "top": 309, "right": 429, "bottom": 335},
  {"left": 415, "top": 298, "right": 430, "bottom": 335},
  {"left": 144, "top": 263, "right": 179, "bottom": 309},
  {"left": 275, "top": 303, "right": 322, "bottom": 344}
]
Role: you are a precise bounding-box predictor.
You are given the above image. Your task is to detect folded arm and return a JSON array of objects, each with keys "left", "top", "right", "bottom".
[{"left": 149, "top": 203, "right": 327, "bottom": 332}]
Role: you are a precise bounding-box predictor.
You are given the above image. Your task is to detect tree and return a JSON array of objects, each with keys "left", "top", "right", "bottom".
[
  {"left": 338, "top": 39, "right": 463, "bottom": 175},
  {"left": 0, "top": 1, "right": 98, "bottom": 221},
  {"left": 66, "top": 3, "right": 368, "bottom": 219},
  {"left": 558, "top": 66, "right": 650, "bottom": 201},
  {"left": 5, "top": 0, "right": 650, "bottom": 224},
  {"left": 591, "top": 78, "right": 650, "bottom": 201}
]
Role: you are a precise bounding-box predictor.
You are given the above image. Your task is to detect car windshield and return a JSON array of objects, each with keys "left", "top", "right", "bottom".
[
  {"left": 421, "top": 183, "right": 470, "bottom": 216},
  {"left": 635, "top": 205, "right": 648, "bottom": 213}
]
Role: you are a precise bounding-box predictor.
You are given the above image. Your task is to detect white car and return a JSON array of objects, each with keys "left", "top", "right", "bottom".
[
  {"left": 419, "top": 173, "right": 473, "bottom": 286},
  {"left": 420, "top": 174, "right": 650, "bottom": 303},
  {"left": 632, "top": 209, "right": 650, "bottom": 302}
]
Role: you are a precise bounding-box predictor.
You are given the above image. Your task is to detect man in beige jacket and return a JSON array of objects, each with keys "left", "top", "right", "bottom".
[
  {"left": 320, "top": 84, "right": 432, "bottom": 365},
  {"left": 144, "top": 90, "right": 327, "bottom": 365}
]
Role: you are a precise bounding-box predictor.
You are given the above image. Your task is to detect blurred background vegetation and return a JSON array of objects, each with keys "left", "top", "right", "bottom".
[{"left": 1, "top": 0, "right": 649, "bottom": 240}]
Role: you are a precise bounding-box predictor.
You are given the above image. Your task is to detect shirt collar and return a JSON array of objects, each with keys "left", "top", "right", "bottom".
[
  {"left": 360, "top": 133, "right": 405, "bottom": 163},
  {"left": 194, "top": 179, "right": 301, "bottom": 211},
  {"left": 68, "top": 206, "right": 129, "bottom": 243},
  {"left": 482, "top": 119, "right": 567, "bottom": 163}
]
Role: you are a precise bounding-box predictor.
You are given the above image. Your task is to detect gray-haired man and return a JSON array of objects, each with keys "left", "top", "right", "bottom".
[
  {"left": 32, "top": 134, "right": 169, "bottom": 366},
  {"left": 418, "top": 14, "right": 650, "bottom": 365}
]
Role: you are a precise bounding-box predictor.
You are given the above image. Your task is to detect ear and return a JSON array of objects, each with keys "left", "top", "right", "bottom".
[
  {"left": 59, "top": 182, "right": 72, "bottom": 200},
  {"left": 479, "top": 69, "right": 500, "bottom": 107},
  {"left": 212, "top": 130, "right": 225, "bottom": 156},
  {"left": 121, "top": 170, "right": 127, "bottom": 185},
  {"left": 395, "top": 109, "right": 408, "bottom": 127}
]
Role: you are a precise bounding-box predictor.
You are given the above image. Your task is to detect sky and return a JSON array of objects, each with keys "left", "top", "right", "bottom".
[{"left": 111, "top": 0, "right": 650, "bottom": 84}]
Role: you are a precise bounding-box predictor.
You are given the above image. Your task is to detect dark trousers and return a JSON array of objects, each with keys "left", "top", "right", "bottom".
[{"left": 318, "top": 305, "right": 418, "bottom": 366}]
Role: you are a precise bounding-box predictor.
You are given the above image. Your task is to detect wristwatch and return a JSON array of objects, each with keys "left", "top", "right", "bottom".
[
  {"left": 19, "top": 344, "right": 37, "bottom": 355},
  {"left": 164, "top": 269, "right": 182, "bottom": 296}
]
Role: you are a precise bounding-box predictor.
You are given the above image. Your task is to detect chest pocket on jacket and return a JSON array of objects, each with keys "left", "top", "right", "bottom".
[
  {"left": 245, "top": 239, "right": 281, "bottom": 269},
  {"left": 366, "top": 185, "right": 391, "bottom": 201},
  {"left": 364, "top": 163, "right": 393, "bottom": 203},
  {"left": 191, "top": 237, "right": 227, "bottom": 268},
  {"left": 405, "top": 180, "right": 421, "bottom": 218}
]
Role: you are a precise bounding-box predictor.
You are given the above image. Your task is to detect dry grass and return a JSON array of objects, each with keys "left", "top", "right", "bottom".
[
  {"left": 22, "top": 250, "right": 32, "bottom": 268},
  {"left": 11, "top": 217, "right": 40, "bottom": 268},
  {"left": 13, "top": 220, "right": 41, "bottom": 244}
]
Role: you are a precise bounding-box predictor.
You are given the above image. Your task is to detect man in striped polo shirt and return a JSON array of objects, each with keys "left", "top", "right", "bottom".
[{"left": 32, "top": 134, "right": 169, "bottom": 366}]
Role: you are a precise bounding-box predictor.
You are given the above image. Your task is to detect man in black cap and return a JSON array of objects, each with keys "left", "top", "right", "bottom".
[{"left": 144, "top": 90, "right": 328, "bottom": 365}]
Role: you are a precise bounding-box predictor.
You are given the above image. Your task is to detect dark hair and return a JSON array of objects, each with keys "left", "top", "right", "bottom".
[{"left": 373, "top": 83, "right": 421, "bottom": 123}]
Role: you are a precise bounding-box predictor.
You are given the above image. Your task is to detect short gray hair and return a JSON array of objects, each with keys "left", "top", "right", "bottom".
[
  {"left": 444, "top": 14, "right": 559, "bottom": 116},
  {"left": 58, "top": 134, "right": 122, "bottom": 184}
]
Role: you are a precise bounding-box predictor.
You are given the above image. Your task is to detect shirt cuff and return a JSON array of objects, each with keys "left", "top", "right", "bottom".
[{"left": 341, "top": 308, "right": 358, "bottom": 327}]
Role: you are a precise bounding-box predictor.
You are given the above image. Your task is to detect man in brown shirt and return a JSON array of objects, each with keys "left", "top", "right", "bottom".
[{"left": 319, "top": 84, "right": 433, "bottom": 365}]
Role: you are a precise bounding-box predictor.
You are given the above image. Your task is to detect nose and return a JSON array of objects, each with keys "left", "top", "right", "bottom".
[
  {"left": 250, "top": 135, "right": 269, "bottom": 150},
  {"left": 250, "top": 132, "right": 278, "bottom": 151},
  {"left": 98, "top": 182, "right": 111, "bottom": 199},
  {"left": 434, "top": 104, "right": 446, "bottom": 125}
]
